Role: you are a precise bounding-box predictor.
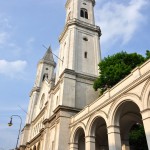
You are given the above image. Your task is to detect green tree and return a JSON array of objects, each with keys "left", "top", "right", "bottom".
[
  {"left": 93, "top": 51, "right": 146, "bottom": 94},
  {"left": 129, "top": 124, "right": 148, "bottom": 150},
  {"left": 146, "top": 50, "right": 150, "bottom": 60}
]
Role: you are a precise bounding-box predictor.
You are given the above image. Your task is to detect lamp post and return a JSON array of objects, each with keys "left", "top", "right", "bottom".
[{"left": 8, "top": 115, "right": 22, "bottom": 150}]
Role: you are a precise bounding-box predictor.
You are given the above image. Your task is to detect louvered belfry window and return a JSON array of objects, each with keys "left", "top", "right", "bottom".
[{"left": 80, "top": 8, "right": 88, "bottom": 19}]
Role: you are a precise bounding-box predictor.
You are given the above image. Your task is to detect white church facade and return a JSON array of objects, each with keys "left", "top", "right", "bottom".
[{"left": 19, "top": 0, "right": 150, "bottom": 150}]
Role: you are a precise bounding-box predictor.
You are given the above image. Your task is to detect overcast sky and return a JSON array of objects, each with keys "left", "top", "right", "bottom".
[{"left": 0, "top": 0, "right": 150, "bottom": 149}]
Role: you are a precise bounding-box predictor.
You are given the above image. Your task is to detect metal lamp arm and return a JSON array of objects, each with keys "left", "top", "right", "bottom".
[{"left": 10, "top": 115, "right": 22, "bottom": 150}]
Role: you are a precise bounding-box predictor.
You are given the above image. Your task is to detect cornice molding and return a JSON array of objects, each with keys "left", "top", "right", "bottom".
[
  {"left": 62, "top": 69, "right": 98, "bottom": 81},
  {"left": 21, "top": 123, "right": 30, "bottom": 132},
  {"left": 59, "top": 19, "right": 101, "bottom": 42},
  {"left": 19, "top": 145, "right": 26, "bottom": 149},
  {"left": 50, "top": 68, "right": 98, "bottom": 95},
  {"left": 65, "top": 0, "right": 95, "bottom": 8},
  {"left": 43, "top": 105, "right": 81, "bottom": 125},
  {"left": 30, "top": 87, "right": 40, "bottom": 97},
  {"left": 26, "top": 128, "right": 44, "bottom": 146},
  {"left": 54, "top": 105, "right": 81, "bottom": 114},
  {"left": 31, "top": 105, "right": 46, "bottom": 125}
]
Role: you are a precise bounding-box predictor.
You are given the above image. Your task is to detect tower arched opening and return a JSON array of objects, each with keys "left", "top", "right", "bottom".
[{"left": 80, "top": 8, "right": 88, "bottom": 19}]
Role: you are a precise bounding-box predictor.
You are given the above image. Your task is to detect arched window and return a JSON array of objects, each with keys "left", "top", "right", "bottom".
[
  {"left": 85, "top": 11, "right": 88, "bottom": 19},
  {"left": 42, "top": 73, "right": 48, "bottom": 81},
  {"left": 80, "top": 9, "right": 84, "bottom": 18},
  {"left": 67, "top": 12, "right": 71, "bottom": 21},
  {"left": 80, "top": 8, "right": 88, "bottom": 19},
  {"left": 84, "top": 52, "right": 87, "bottom": 58},
  {"left": 83, "top": 37, "right": 88, "bottom": 41},
  {"left": 56, "top": 96, "right": 59, "bottom": 105},
  {"left": 40, "top": 94, "right": 45, "bottom": 109}
]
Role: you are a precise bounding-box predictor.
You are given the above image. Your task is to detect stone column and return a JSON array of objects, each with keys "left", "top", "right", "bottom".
[
  {"left": 85, "top": 136, "right": 95, "bottom": 150},
  {"left": 40, "top": 128, "right": 47, "bottom": 150},
  {"left": 69, "top": 143, "right": 78, "bottom": 150},
  {"left": 141, "top": 108, "right": 150, "bottom": 149},
  {"left": 107, "top": 126, "right": 122, "bottom": 150},
  {"left": 122, "top": 140, "right": 130, "bottom": 150},
  {"left": 39, "top": 139, "right": 43, "bottom": 150}
]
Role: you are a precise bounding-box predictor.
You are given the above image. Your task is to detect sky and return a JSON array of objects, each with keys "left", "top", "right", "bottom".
[{"left": 0, "top": 0, "right": 150, "bottom": 149}]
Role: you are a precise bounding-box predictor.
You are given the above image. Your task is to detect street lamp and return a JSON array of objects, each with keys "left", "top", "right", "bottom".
[{"left": 8, "top": 115, "right": 22, "bottom": 150}]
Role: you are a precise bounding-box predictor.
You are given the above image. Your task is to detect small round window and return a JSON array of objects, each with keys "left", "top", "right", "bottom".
[{"left": 83, "top": 37, "right": 88, "bottom": 41}]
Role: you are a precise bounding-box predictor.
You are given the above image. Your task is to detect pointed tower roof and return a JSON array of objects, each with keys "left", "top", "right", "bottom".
[
  {"left": 91, "top": 0, "right": 95, "bottom": 6},
  {"left": 43, "top": 47, "right": 54, "bottom": 61},
  {"left": 39, "top": 46, "right": 56, "bottom": 67}
]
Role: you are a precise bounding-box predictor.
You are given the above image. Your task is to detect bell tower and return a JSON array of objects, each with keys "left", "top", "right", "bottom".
[
  {"left": 35, "top": 47, "right": 56, "bottom": 87},
  {"left": 65, "top": 0, "right": 95, "bottom": 24},
  {"left": 26, "top": 47, "right": 56, "bottom": 123},
  {"left": 19, "top": 1, "right": 102, "bottom": 150},
  {"left": 56, "top": 0, "right": 101, "bottom": 82}
]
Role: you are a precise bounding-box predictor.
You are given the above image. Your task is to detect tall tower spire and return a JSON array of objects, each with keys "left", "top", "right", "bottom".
[
  {"left": 41, "top": 47, "right": 55, "bottom": 65},
  {"left": 35, "top": 47, "right": 56, "bottom": 87},
  {"left": 26, "top": 47, "right": 56, "bottom": 123},
  {"left": 56, "top": 0, "right": 101, "bottom": 82}
]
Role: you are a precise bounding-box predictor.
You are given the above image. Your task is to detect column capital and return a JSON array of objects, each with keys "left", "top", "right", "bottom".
[
  {"left": 69, "top": 143, "right": 78, "bottom": 149},
  {"left": 141, "top": 108, "right": 150, "bottom": 120},
  {"left": 85, "top": 136, "right": 95, "bottom": 143},
  {"left": 85, "top": 135, "right": 96, "bottom": 138},
  {"left": 107, "top": 125, "right": 120, "bottom": 134},
  {"left": 107, "top": 125, "right": 120, "bottom": 129},
  {"left": 141, "top": 108, "right": 150, "bottom": 113}
]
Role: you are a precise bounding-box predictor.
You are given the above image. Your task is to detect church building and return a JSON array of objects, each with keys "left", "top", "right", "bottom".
[{"left": 19, "top": 0, "right": 150, "bottom": 150}]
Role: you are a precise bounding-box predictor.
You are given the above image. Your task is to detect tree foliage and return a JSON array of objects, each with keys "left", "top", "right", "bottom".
[
  {"left": 129, "top": 124, "right": 148, "bottom": 150},
  {"left": 93, "top": 51, "right": 149, "bottom": 94},
  {"left": 146, "top": 50, "right": 150, "bottom": 60}
]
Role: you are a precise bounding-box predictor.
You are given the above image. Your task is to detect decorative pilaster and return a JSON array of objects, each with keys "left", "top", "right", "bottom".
[
  {"left": 40, "top": 127, "right": 47, "bottom": 150},
  {"left": 141, "top": 108, "right": 150, "bottom": 149}
]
